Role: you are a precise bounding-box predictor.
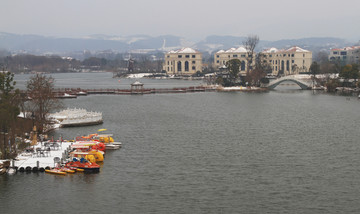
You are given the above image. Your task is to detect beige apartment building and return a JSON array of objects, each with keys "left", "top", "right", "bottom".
[
  {"left": 163, "top": 48, "right": 202, "bottom": 76},
  {"left": 261, "top": 46, "right": 312, "bottom": 76},
  {"left": 329, "top": 46, "right": 360, "bottom": 64},
  {"left": 213, "top": 47, "right": 254, "bottom": 75}
]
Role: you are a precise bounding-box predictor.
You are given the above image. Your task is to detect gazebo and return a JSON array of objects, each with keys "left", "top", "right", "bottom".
[{"left": 130, "top": 80, "right": 144, "bottom": 94}]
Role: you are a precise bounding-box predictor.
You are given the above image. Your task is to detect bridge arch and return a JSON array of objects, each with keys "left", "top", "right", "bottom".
[{"left": 267, "top": 76, "right": 311, "bottom": 90}]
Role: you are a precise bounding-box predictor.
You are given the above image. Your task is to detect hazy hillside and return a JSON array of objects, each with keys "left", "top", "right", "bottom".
[
  {"left": 0, "top": 32, "right": 355, "bottom": 57},
  {"left": 0, "top": 32, "right": 184, "bottom": 54},
  {"left": 196, "top": 35, "right": 352, "bottom": 53}
]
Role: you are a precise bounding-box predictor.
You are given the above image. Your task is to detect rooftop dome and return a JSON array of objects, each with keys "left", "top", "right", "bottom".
[
  {"left": 168, "top": 47, "right": 199, "bottom": 54},
  {"left": 224, "top": 46, "right": 248, "bottom": 53},
  {"left": 285, "top": 46, "right": 310, "bottom": 53},
  {"left": 131, "top": 80, "right": 144, "bottom": 86},
  {"left": 262, "top": 47, "right": 279, "bottom": 53}
]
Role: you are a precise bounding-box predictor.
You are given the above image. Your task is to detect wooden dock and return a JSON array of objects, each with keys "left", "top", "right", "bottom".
[{"left": 49, "top": 86, "right": 217, "bottom": 98}]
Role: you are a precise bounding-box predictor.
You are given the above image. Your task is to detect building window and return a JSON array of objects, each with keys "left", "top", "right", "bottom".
[
  {"left": 167, "top": 67, "right": 169, "bottom": 71},
  {"left": 292, "top": 60, "right": 294, "bottom": 63},
  {"left": 269, "top": 55, "right": 272, "bottom": 57},
  {"left": 192, "top": 61, "right": 195, "bottom": 64},
  {"left": 341, "top": 51, "right": 347, "bottom": 55},
  {"left": 192, "top": 66, "right": 196, "bottom": 70},
  {"left": 167, "top": 61, "right": 169, "bottom": 65},
  {"left": 178, "top": 55, "right": 182, "bottom": 58},
  {"left": 241, "top": 54, "right": 245, "bottom": 57},
  {"left": 333, "top": 51, "right": 338, "bottom": 55},
  {"left": 241, "top": 61, "right": 246, "bottom": 71},
  {"left": 216, "top": 60, "right": 219, "bottom": 63},
  {"left": 291, "top": 54, "right": 294, "bottom": 57},
  {"left": 177, "top": 61, "right": 182, "bottom": 71},
  {"left": 286, "top": 60, "right": 290, "bottom": 71},
  {"left": 283, "top": 54, "right": 286, "bottom": 57},
  {"left": 185, "top": 55, "right": 190, "bottom": 58},
  {"left": 167, "top": 55, "right": 170, "bottom": 58},
  {"left": 185, "top": 61, "right": 189, "bottom": 71},
  {"left": 233, "top": 54, "right": 238, "bottom": 57},
  {"left": 216, "top": 55, "right": 219, "bottom": 58},
  {"left": 192, "top": 55, "right": 195, "bottom": 58},
  {"left": 303, "top": 54, "right": 305, "bottom": 57}
]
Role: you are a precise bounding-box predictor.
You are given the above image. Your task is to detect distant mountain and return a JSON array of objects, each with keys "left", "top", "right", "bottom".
[
  {"left": 194, "top": 35, "right": 352, "bottom": 53},
  {"left": 194, "top": 35, "right": 247, "bottom": 53},
  {"left": 0, "top": 32, "right": 186, "bottom": 54},
  {"left": 0, "top": 32, "right": 355, "bottom": 57},
  {"left": 259, "top": 37, "right": 350, "bottom": 52}
]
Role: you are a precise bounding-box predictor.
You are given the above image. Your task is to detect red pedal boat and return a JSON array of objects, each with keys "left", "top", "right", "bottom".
[{"left": 65, "top": 158, "right": 100, "bottom": 173}]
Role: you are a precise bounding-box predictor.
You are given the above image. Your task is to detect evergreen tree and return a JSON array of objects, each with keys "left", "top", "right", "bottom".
[
  {"left": 226, "top": 59, "right": 241, "bottom": 86},
  {"left": 0, "top": 71, "right": 21, "bottom": 159}
]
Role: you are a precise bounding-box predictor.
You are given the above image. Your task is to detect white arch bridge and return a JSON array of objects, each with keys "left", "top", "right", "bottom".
[{"left": 264, "top": 75, "right": 315, "bottom": 90}]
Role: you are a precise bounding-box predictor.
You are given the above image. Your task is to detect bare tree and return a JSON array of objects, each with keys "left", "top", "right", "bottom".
[
  {"left": 26, "top": 74, "right": 62, "bottom": 134},
  {"left": 315, "top": 51, "right": 329, "bottom": 65},
  {"left": 250, "top": 53, "right": 271, "bottom": 86},
  {"left": 243, "top": 35, "right": 259, "bottom": 85}
]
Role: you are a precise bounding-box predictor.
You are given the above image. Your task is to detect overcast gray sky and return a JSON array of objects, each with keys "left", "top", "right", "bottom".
[{"left": 1, "top": 0, "right": 359, "bottom": 41}]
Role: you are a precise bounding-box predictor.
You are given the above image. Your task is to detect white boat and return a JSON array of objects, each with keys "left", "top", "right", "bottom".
[
  {"left": 112, "top": 142, "right": 122, "bottom": 147},
  {"left": 50, "top": 108, "right": 103, "bottom": 127},
  {"left": 57, "top": 93, "right": 77, "bottom": 99},
  {"left": 76, "top": 91, "right": 87, "bottom": 96},
  {"left": 95, "top": 134, "right": 122, "bottom": 150},
  {"left": 105, "top": 143, "right": 120, "bottom": 150}
]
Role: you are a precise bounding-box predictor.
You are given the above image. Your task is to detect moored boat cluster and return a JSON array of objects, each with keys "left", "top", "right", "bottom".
[{"left": 9, "top": 132, "right": 121, "bottom": 176}]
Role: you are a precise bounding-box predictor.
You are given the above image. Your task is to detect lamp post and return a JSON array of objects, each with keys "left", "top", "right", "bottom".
[
  {"left": 31, "top": 112, "right": 35, "bottom": 128},
  {"left": 31, "top": 112, "right": 37, "bottom": 148}
]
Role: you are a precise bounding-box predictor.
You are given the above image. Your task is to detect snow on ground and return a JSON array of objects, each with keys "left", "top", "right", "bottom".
[
  {"left": 126, "top": 73, "right": 152, "bottom": 78},
  {"left": 221, "top": 86, "right": 261, "bottom": 91},
  {"left": 14, "top": 141, "right": 72, "bottom": 168}
]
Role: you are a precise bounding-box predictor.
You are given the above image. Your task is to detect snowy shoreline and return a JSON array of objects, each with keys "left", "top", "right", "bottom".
[{"left": 218, "top": 86, "right": 267, "bottom": 91}]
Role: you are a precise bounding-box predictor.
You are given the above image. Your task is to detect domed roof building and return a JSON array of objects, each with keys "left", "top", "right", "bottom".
[
  {"left": 163, "top": 48, "right": 202, "bottom": 76},
  {"left": 261, "top": 46, "right": 312, "bottom": 76},
  {"left": 213, "top": 46, "right": 254, "bottom": 75}
]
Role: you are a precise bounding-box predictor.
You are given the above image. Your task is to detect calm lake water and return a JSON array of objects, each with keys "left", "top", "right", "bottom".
[{"left": 1, "top": 73, "right": 360, "bottom": 213}]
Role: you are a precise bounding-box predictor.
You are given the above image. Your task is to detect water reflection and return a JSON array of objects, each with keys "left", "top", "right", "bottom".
[{"left": 2, "top": 75, "right": 360, "bottom": 213}]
